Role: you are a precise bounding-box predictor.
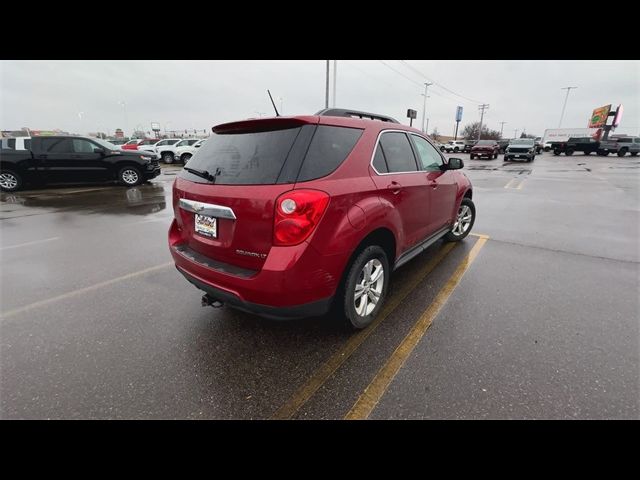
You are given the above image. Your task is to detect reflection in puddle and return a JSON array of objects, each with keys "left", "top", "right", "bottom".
[{"left": 0, "top": 183, "right": 168, "bottom": 217}]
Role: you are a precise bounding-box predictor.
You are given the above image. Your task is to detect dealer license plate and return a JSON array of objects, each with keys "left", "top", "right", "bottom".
[{"left": 195, "top": 214, "right": 217, "bottom": 238}]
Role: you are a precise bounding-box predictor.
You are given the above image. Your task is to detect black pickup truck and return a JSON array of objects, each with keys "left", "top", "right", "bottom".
[
  {"left": 550, "top": 137, "right": 600, "bottom": 156},
  {"left": 0, "top": 136, "right": 161, "bottom": 192}
]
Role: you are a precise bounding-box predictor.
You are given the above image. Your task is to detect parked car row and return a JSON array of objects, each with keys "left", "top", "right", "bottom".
[
  {"left": 550, "top": 136, "right": 640, "bottom": 156},
  {"left": 120, "top": 137, "right": 206, "bottom": 164}
]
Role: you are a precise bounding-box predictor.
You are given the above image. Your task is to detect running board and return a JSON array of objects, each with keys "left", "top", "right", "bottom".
[{"left": 393, "top": 227, "right": 451, "bottom": 270}]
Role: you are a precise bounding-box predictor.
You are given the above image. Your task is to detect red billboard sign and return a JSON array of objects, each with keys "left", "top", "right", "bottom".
[{"left": 588, "top": 105, "right": 611, "bottom": 128}]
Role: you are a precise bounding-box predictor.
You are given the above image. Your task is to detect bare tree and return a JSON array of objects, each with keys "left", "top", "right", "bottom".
[{"left": 462, "top": 122, "right": 502, "bottom": 140}]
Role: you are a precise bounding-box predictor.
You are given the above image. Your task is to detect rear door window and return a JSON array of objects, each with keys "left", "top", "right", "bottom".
[
  {"left": 378, "top": 132, "right": 418, "bottom": 173},
  {"left": 6, "top": 138, "right": 16, "bottom": 149},
  {"left": 42, "top": 138, "right": 73, "bottom": 152},
  {"left": 297, "top": 126, "right": 362, "bottom": 181},
  {"left": 180, "top": 127, "right": 302, "bottom": 185}
]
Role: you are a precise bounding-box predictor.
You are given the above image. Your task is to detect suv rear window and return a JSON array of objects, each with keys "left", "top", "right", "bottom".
[
  {"left": 297, "top": 126, "right": 362, "bottom": 182},
  {"left": 181, "top": 127, "right": 302, "bottom": 185}
]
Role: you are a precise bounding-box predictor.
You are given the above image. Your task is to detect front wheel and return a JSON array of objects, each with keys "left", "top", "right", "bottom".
[
  {"left": 565, "top": 149, "right": 574, "bottom": 156},
  {"left": 454, "top": 147, "right": 459, "bottom": 152},
  {"left": 181, "top": 153, "right": 192, "bottom": 164},
  {"left": 341, "top": 245, "right": 390, "bottom": 330},
  {"left": 470, "top": 154, "right": 475, "bottom": 159},
  {"left": 493, "top": 152, "right": 498, "bottom": 159},
  {"left": 444, "top": 198, "right": 475, "bottom": 242},
  {"left": 162, "top": 152, "right": 175, "bottom": 164},
  {"left": 118, "top": 166, "right": 143, "bottom": 186},
  {"left": 553, "top": 149, "right": 561, "bottom": 156},
  {"left": 618, "top": 149, "right": 627, "bottom": 157},
  {"left": 631, "top": 152, "right": 638, "bottom": 157},
  {"left": 0, "top": 170, "right": 22, "bottom": 192}
]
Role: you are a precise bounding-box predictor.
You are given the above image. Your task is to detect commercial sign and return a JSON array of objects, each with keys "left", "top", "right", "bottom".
[
  {"left": 456, "top": 106, "right": 463, "bottom": 122},
  {"left": 151, "top": 122, "right": 161, "bottom": 131},
  {"left": 612, "top": 104, "right": 623, "bottom": 127},
  {"left": 588, "top": 104, "right": 611, "bottom": 128}
]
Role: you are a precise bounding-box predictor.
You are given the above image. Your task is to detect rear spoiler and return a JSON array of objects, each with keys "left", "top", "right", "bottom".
[{"left": 213, "top": 116, "right": 319, "bottom": 134}]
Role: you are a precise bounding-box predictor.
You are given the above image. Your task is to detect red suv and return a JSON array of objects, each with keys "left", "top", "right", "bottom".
[
  {"left": 470, "top": 140, "right": 500, "bottom": 159},
  {"left": 168, "top": 108, "right": 475, "bottom": 329}
]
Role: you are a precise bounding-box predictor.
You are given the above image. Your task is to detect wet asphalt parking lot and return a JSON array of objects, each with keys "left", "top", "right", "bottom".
[{"left": 1, "top": 151, "right": 638, "bottom": 419}]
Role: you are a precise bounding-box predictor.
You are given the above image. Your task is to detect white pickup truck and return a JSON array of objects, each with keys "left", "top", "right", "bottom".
[
  {"left": 174, "top": 139, "right": 205, "bottom": 164},
  {"left": 1, "top": 137, "right": 32, "bottom": 150}
]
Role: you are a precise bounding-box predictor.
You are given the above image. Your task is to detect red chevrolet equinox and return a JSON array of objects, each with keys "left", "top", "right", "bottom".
[{"left": 169, "top": 108, "right": 475, "bottom": 329}]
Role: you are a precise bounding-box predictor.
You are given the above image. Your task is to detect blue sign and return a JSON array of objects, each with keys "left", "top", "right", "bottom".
[{"left": 456, "top": 106, "right": 463, "bottom": 122}]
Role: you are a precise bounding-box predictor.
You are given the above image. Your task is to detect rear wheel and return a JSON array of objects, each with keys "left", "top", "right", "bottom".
[
  {"left": 584, "top": 151, "right": 591, "bottom": 155},
  {"left": 181, "top": 153, "right": 192, "bottom": 164},
  {"left": 162, "top": 152, "right": 175, "bottom": 164},
  {"left": 493, "top": 152, "right": 498, "bottom": 159},
  {"left": 470, "top": 154, "right": 475, "bottom": 159},
  {"left": 454, "top": 147, "right": 459, "bottom": 152},
  {"left": 631, "top": 152, "right": 638, "bottom": 156},
  {"left": 341, "top": 245, "right": 390, "bottom": 330},
  {"left": 565, "top": 149, "right": 574, "bottom": 156},
  {"left": 118, "top": 166, "right": 143, "bottom": 186},
  {"left": 618, "top": 149, "right": 627, "bottom": 157},
  {"left": 0, "top": 170, "right": 22, "bottom": 192},
  {"left": 444, "top": 198, "right": 475, "bottom": 242},
  {"left": 553, "top": 149, "right": 561, "bottom": 156}
]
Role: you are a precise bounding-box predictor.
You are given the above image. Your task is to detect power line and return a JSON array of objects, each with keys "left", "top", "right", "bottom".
[
  {"left": 377, "top": 61, "right": 464, "bottom": 104},
  {"left": 398, "top": 60, "right": 485, "bottom": 104}
]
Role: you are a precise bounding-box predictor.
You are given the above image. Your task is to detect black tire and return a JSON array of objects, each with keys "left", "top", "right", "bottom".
[
  {"left": 470, "top": 154, "right": 475, "bottom": 159},
  {"left": 504, "top": 156, "right": 510, "bottom": 162},
  {"left": 493, "top": 152, "right": 498, "bottom": 159},
  {"left": 584, "top": 151, "right": 591, "bottom": 156},
  {"left": 162, "top": 152, "right": 175, "bottom": 164},
  {"left": 631, "top": 152, "right": 638, "bottom": 157},
  {"left": 118, "top": 166, "right": 143, "bottom": 186},
  {"left": 181, "top": 153, "right": 192, "bottom": 164},
  {"left": 454, "top": 147, "right": 459, "bottom": 152},
  {"left": 544, "top": 147, "right": 550, "bottom": 152},
  {"left": 565, "top": 149, "right": 574, "bottom": 156},
  {"left": 444, "top": 198, "right": 475, "bottom": 242},
  {"left": 597, "top": 149, "right": 609, "bottom": 156},
  {"left": 0, "top": 169, "right": 22, "bottom": 192},
  {"left": 530, "top": 155, "right": 535, "bottom": 162},
  {"left": 340, "top": 245, "right": 390, "bottom": 330},
  {"left": 618, "top": 149, "right": 627, "bottom": 157},
  {"left": 553, "top": 149, "right": 561, "bottom": 156}
]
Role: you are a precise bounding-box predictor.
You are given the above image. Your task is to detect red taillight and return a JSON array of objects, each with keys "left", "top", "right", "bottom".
[{"left": 273, "top": 189, "right": 329, "bottom": 246}]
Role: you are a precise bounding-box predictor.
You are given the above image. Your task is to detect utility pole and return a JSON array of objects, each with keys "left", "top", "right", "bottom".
[
  {"left": 325, "top": 61, "right": 330, "bottom": 109},
  {"left": 421, "top": 82, "right": 433, "bottom": 133},
  {"left": 499, "top": 121, "right": 507, "bottom": 138},
  {"left": 558, "top": 86, "right": 577, "bottom": 128},
  {"left": 332, "top": 60, "right": 337, "bottom": 107},
  {"left": 477, "top": 104, "right": 489, "bottom": 140},
  {"left": 425, "top": 118, "right": 430, "bottom": 136},
  {"left": 514, "top": 129, "right": 519, "bottom": 138}
]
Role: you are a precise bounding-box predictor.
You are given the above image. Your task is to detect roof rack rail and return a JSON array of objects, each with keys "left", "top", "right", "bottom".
[{"left": 315, "top": 108, "right": 399, "bottom": 123}]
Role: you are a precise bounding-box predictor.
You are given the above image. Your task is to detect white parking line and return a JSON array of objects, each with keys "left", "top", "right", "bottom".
[{"left": 0, "top": 237, "right": 60, "bottom": 251}]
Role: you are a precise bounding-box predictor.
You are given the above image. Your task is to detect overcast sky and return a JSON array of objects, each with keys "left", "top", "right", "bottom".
[{"left": 1, "top": 60, "right": 638, "bottom": 138}]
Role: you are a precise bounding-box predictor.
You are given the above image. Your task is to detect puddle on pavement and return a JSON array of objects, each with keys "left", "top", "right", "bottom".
[{"left": 0, "top": 183, "right": 168, "bottom": 216}]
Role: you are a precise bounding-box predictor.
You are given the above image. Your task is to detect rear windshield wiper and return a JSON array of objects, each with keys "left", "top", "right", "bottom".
[{"left": 184, "top": 166, "right": 218, "bottom": 183}]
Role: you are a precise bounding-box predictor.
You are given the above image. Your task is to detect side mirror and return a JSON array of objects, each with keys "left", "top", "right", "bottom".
[
  {"left": 94, "top": 147, "right": 105, "bottom": 155},
  {"left": 447, "top": 157, "right": 464, "bottom": 170}
]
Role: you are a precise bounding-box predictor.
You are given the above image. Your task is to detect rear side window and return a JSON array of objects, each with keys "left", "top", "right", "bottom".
[
  {"left": 181, "top": 127, "right": 301, "bottom": 185},
  {"left": 23, "top": 139, "right": 31, "bottom": 150},
  {"left": 378, "top": 132, "right": 418, "bottom": 173},
  {"left": 297, "top": 126, "right": 362, "bottom": 182},
  {"left": 6, "top": 139, "right": 16, "bottom": 149},
  {"left": 41, "top": 138, "right": 72, "bottom": 152},
  {"left": 372, "top": 147, "right": 388, "bottom": 173}
]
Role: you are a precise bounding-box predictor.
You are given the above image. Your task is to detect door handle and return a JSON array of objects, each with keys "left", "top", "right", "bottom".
[
  {"left": 387, "top": 181, "right": 402, "bottom": 194},
  {"left": 429, "top": 180, "right": 438, "bottom": 189}
]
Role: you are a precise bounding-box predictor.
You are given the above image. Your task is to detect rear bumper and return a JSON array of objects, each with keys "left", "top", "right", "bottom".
[
  {"left": 169, "top": 219, "right": 344, "bottom": 319},
  {"left": 177, "top": 267, "right": 333, "bottom": 320}
]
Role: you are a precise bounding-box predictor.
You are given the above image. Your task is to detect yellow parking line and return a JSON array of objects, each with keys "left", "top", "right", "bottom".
[
  {"left": 270, "top": 241, "right": 458, "bottom": 420},
  {"left": 345, "top": 236, "right": 488, "bottom": 420},
  {"left": 0, "top": 262, "right": 173, "bottom": 320},
  {"left": 504, "top": 178, "right": 517, "bottom": 189}
]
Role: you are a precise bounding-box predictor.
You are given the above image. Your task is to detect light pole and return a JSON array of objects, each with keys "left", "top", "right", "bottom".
[
  {"left": 421, "top": 83, "right": 433, "bottom": 133},
  {"left": 499, "top": 121, "right": 507, "bottom": 138},
  {"left": 558, "top": 86, "right": 577, "bottom": 128},
  {"left": 477, "top": 104, "right": 489, "bottom": 141},
  {"left": 514, "top": 129, "right": 519, "bottom": 138},
  {"left": 325, "top": 60, "right": 330, "bottom": 109},
  {"left": 332, "top": 60, "right": 337, "bottom": 107}
]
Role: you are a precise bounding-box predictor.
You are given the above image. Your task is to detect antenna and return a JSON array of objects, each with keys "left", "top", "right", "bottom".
[{"left": 267, "top": 90, "right": 280, "bottom": 117}]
